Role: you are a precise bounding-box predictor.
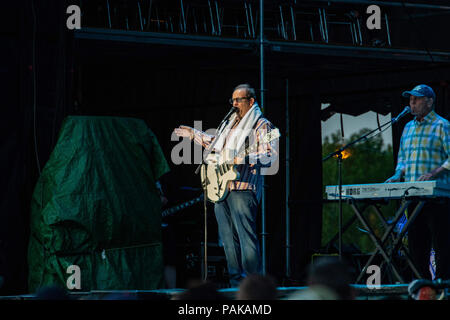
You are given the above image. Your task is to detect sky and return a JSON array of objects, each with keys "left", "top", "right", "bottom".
[{"left": 321, "top": 108, "right": 393, "bottom": 149}]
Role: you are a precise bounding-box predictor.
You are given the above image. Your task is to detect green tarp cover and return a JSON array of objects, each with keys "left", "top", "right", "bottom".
[{"left": 28, "top": 116, "right": 170, "bottom": 292}]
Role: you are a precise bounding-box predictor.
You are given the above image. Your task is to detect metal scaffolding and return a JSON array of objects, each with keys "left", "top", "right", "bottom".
[
  {"left": 74, "top": 0, "right": 450, "bottom": 282},
  {"left": 77, "top": 0, "right": 450, "bottom": 51}
]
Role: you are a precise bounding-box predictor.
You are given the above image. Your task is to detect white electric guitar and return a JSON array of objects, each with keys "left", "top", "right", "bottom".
[{"left": 200, "top": 128, "right": 280, "bottom": 203}]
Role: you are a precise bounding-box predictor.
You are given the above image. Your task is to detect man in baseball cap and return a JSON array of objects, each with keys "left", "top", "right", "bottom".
[
  {"left": 386, "top": 83, "right": 450, "bottom": 281},
  {"left": 402, "top": 84, "right": 436, "bottom": 100},
  {"left": 401, "top": 84, "right": 436, "bottom": 121}
]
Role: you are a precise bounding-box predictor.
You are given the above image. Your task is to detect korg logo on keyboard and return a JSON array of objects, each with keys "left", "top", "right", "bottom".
[{"left": 345, "top": 187, "right": 361, "bottom": 196}]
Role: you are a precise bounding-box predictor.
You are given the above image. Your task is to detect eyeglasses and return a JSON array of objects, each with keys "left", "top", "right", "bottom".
[{"left": 229, "top": 97, "right": 250, "bottom": 105}]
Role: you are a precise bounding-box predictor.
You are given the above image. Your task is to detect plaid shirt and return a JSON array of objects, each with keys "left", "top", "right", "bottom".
[
  {"left": 396, "top": 110, "right": 450, "bottom": 184},
  {"left": 193, "top": 118, "right": 277, "bottom": 202}
]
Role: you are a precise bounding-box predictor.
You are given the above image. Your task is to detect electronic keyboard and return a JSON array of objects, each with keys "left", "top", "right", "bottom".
[{"left": 325, "top": 181, "right": 450, "bottom": 200}]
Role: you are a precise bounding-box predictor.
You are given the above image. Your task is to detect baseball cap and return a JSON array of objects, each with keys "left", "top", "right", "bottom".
[{"left": 402, "top": 84, "right": 436, "bottom": 100}]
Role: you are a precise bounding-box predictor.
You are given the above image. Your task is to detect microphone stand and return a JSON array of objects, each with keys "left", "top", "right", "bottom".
[
  {"left": 194, "top": 106, "right": 236, "bottom": 281},
  {"left": 322, "top": 113, "right": 406, "bottom": 260},
  {"left": 194, "top": 107, "right": 236, "bottom": 175}
]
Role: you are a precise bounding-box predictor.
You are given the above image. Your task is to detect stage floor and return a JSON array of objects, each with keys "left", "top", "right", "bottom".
[{"left": 0, "top": 284, "right": 410, "bottom": 300}]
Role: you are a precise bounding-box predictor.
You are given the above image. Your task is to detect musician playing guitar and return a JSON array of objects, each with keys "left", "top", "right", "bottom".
[{"left": 174, "top": 84, "right": 278, "bottom": 287}]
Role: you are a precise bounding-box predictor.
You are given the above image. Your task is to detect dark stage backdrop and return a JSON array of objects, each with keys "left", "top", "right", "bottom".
[
  {"left": 74, "top": 52, "right": 324, "bottom": 285},
  {"left": 0, "top": 1, "right": 73, "bottom": 295},
  {"left": 3, "top": 0, "right": 450, "bottom": 294},
  {"left": 0, "top": 3, "right": 29, "bottom": 295},
  {"left": 0, "top": 1, "right": 324, "bottom": 291}
]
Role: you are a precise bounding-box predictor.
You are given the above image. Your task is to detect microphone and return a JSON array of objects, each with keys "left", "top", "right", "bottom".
[
  {"left": 195, "top": 106, "right": 238, "bottom": 175},
  {"left": 392, "top": 106, "right": 411, "bottom": 123},
  {"left": 217, "top": 106, "right": 238, "bottom": 133},
  {"left": 224, "top": 106, "right": 238, "bottom": 121}
]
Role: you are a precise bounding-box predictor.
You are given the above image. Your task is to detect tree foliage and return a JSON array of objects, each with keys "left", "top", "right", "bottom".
[{"left": 322, "top": 128, "right": 396, "bottom": 253}]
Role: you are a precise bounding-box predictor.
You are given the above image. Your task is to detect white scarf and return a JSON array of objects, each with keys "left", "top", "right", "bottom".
[{"left": 213, "top": 104, "right": 262, "bottom": 158}]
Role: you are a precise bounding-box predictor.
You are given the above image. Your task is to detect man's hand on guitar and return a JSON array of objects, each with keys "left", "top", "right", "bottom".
[
  {"left": 233, "top": 156, "right": 254, "bottom": 167},
  {"left": 233, "top": 157, "right": 244, "bottom": 165},
  {"left": 174, "top": 125, "right": 194, "bottom": 140}
]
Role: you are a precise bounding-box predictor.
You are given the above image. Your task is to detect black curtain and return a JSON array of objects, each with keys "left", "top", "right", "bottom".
[
  {"left": 0, "top": 0, "right": 72, "bottom": 295},
  {"left": 286, "top": 94, "right": 323, "bottom": 282}
]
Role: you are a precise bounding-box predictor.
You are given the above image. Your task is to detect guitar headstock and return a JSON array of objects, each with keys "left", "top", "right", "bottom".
[{"left": 237, "top": 128, "right": 281, "bottom": 157}]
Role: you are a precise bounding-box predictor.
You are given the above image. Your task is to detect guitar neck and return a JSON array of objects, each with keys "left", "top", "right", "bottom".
[
  {"left": 234, "top": 129, "right": 279, "bottom": 159},
  {"left": 235, "top": 141, "right": 259, "bottom": 159}
]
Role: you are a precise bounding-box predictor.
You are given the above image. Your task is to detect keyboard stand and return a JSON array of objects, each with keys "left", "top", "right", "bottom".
[
  {"left": 370, "top": 204, "right": 423, "bottom": 282},
  {"left": 322, "top": 201, "right": 369, "bottom": 252},
  {"left": 351, "top": 199, "right": 426, "bottom": 284}
]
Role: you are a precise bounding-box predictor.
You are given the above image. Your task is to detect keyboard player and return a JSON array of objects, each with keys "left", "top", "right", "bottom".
[{"left": 385, "top": 84, "right": 450, "bottom": 281}]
